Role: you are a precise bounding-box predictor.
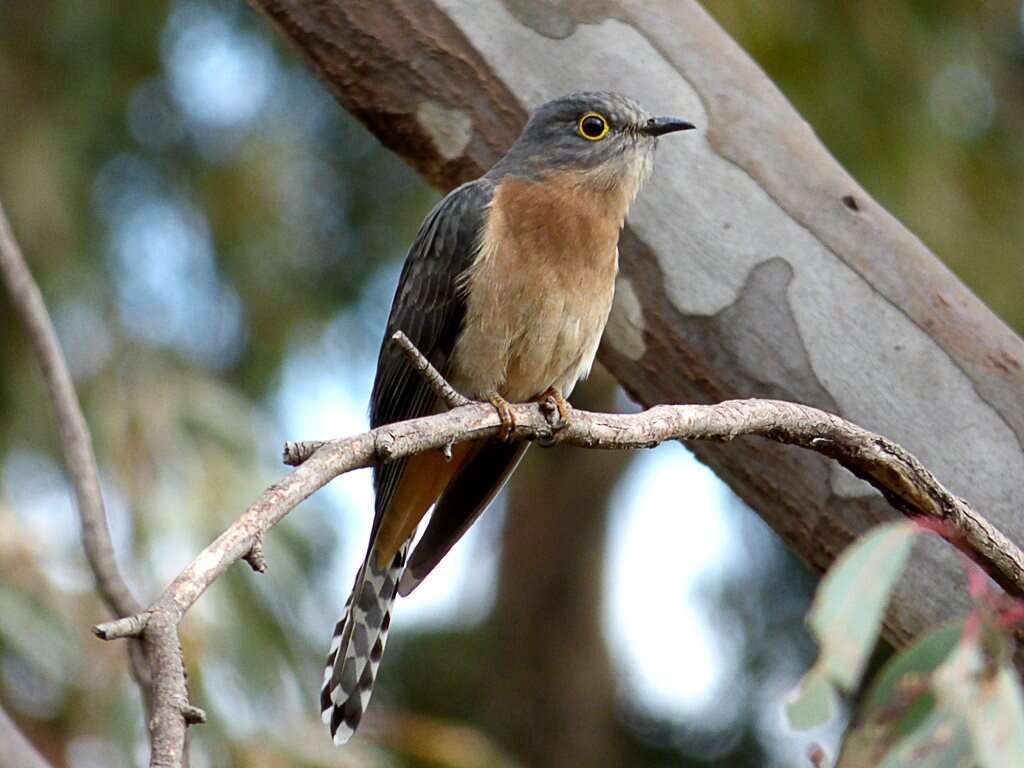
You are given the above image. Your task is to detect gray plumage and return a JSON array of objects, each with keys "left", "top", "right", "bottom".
[
  {"left": 321, "top": 179, "right": 493, "bottom": 744},
  {"left": 321, "top": 91, "right": 693, "bottom": 745},
  {"left": 370, "top": 179, "right": 496, "bottom": 517}
]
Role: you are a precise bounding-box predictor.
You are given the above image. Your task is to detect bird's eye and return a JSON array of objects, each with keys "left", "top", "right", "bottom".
[{"left": 577, "top": 112, "right": 609, "bottom": 141}]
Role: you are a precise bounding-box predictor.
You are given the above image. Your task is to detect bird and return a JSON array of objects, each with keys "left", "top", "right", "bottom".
[{"left": 320, "top": 91, "right": 695, "bottom": 743}]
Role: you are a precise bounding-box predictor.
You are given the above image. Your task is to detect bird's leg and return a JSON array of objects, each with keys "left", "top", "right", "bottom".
[
  {"left": 538, "top": 386, "right": 571, "bottom": 430},
  {"left": 487, "top": 392, "right": 516, "bottom": 441}
]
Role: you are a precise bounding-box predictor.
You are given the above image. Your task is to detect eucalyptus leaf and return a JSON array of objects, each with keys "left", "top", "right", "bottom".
[
  {"left": 788, "top": 521, "right": 918, "bottom": 731},
  {"left": 931, "top": 626, "right": 1024, "bottom": 768},
  {"left": 786, "top": 667, "right": 838, "bottom": 730},
  {"left": 874, "top": 709, "right": 973, "bottom": 768},
  {"left": 967, "top": 661, "right": 1024, "bottom": 767},
  {"left": 838, "top": 622, "right": 964, "bottom": 766}
]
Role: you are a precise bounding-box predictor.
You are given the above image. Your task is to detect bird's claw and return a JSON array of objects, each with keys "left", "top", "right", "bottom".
[
  {"left": 539, "top": 387, "right": 571, "bottom": 430},
  {"left": 536, "top": 387, "right": 571, "bottom": 446},
  {"left": 487, "top": 393, "right": 516, "bottom": 441}
]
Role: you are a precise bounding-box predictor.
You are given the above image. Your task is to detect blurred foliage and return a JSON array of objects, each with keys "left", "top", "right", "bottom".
[
  {"left": 0, "top": 1, "right": 1021, "bottom": 767},
  {"left": 787, "top": 523, "right": 918, "bottom": 730},
  {"left": 788, "top": 522, "right": 1024, "bottom": 766}
]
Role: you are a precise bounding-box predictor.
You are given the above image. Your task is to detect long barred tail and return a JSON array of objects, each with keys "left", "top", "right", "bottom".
[{"left": 320, "top": 540, "right": 409, "bottom": 744}]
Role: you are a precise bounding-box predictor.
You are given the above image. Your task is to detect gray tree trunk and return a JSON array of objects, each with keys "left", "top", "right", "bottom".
[{"left": 250, "top": 0, "right": 1024, "bottom": 647}]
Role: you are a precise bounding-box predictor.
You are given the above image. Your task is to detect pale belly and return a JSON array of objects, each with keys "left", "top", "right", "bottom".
[
  {"left": 448, "top": 171, "right": 631, "bottom": 404},
  {"left": 449, "top": 247, "right": 618, "bottom": 403}
]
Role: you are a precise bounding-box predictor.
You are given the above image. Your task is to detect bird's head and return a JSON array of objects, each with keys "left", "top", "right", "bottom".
[{"left": 492, "top": 91, "right": 695, "bottom": 198}]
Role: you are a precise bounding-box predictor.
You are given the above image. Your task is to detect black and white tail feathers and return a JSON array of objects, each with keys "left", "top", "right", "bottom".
[{"left": 320, "top": 539, "right": 410, "bottom": 744}]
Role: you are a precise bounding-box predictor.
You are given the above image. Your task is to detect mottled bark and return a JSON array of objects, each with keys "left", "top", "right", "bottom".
[{"left": 249, "top": 0, "right": 1024, "bottom": 648}]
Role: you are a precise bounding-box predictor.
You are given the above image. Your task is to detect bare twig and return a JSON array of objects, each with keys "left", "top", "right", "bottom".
[
  {"left": 91, "top": 340, "right": 1024, "bottom": 767},
  {"left": 0, "top": 203, "right": 155, "bottom": 716},
  {"left": 0, "top": 703, "right": 54, "bottom": 768},
  {"left": 391, "top": 331, "right": 470, "bottom": 408},
  {"left": 282, "top": 331, "right": 467, "bottom": 467},
  {"left": 282, "top": 440, "right": 325, "bottom": 466},
  {"left": 243, "top": 537, "right": 268, "bottom": 573},
  {"left": 0, "top": 204, "right": 142, "bottom": 617},
  {"left": 94, "top": 612, "right": 151, "bottom": 641},
  {"left": 4, "top": 210, "right": 1021, "bottom": 766}
]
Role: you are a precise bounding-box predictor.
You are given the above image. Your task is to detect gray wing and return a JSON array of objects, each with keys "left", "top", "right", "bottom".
[
  {"left": 368, "top": 178, "right": 494, "bottom": 537},
  {"left": 399, "top": 440, "right": 528, "bottom": 595}
]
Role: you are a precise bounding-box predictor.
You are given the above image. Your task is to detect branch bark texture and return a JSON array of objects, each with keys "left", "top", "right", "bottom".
[
  {"left": 98, "top": 378, "right": 1024, "bottom": 765},
  {"left": 248, "top": 0, "right": 1024, "bottom": 648}
]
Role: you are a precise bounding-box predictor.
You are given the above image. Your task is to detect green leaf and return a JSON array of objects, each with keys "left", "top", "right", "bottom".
[
  {"left": 874, "top": 709, "right": 972, "bottom": 768},
  {"left": 811, "top": 521, "right": 918, "bottom": 689},
  {"left": 837, "top": 622, "right": 963, "bottom": 766},
  {"left": 967, "top": 661, "right": 1024, "bottom": 768},
  {"left": 859, "top": 621, "right": 961, "bottom": 713},
  {"left": 931, "top": 627, "right": 1024, "bottom": 768},
  {"left": 787, "top": 521, "right": 918, "bottom": 730},
  {"left": 862, "top": 621, "right": 962, "bottom": 733},
  {"left": 787, "top": 668, "right": 839, "bottom": 730}
]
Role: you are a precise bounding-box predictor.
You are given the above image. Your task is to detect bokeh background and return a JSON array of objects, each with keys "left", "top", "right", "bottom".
[{"left": 1, "top": 1, "right": 1022, "bottom": 766}]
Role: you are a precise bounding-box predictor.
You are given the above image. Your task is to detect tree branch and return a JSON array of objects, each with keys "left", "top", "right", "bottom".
[
  {"left": 390, "top": 330, "right": 470, "bottom": 408},
  {"left": 4, "top": 156, "right": 1021, "bottom": 768},
  {"left": 248, "top": 0, "right": 1024, "bottom": 652},
  {"left": 93, "top": 340, "right": 1023, "bottom": 765},
  {"left": 0, "top": 204, "right": 155, "bottom": 727}
]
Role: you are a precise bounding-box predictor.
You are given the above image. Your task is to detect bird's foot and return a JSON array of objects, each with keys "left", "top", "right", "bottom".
[
  {"left": 487, "top": 393, "right": 516, "bottom": 441},
  {"left": 538, "top": 387, "right": 571, "bottom": 431}
]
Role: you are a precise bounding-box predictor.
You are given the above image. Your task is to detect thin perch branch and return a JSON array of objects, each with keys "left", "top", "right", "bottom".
[
  {"left": 91, "top": 337, "right": 1024, "bottom": 767},
  {"left": 0, "top": 202, "right": 155, "bottom": 718},
  {"left": 391, "top": 330, "right": 471, "bottom": 408},
  {"left": 282, "top": 331, "right": 467, "bottom": 467},
  {"left": 0, "top": 203, "right": 142, "bottom": 618}
]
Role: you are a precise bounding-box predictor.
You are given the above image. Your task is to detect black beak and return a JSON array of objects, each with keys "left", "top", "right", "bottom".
[{"left": 640, "top": 116, "right": 696, "bottom": 136}]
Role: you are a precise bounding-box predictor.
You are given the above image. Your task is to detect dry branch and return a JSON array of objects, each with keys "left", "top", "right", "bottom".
[
  {"left": 0, "top": 204, "right": 142, "bottom": 618},
  {"left": 89, "top": 331, "right": 1024, "bottom": 766},
  {"left": 0, "top": 203, "right": 155, "bottom": 724},
  {"left": 1, "top": 10, "right": 1021, "bottom": 755},
  {"left": 248, "top": 0, "right": 1024, "bottom": 653},
  {"left": 3, "top": 132, "right": 1022, "bottom": 768}
]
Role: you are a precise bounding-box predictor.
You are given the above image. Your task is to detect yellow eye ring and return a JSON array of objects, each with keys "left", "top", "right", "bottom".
[{"left": 577, "top": 112, "right": 609, "bottom": 141}]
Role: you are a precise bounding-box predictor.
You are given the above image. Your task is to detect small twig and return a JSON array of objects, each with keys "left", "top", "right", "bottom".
[
  {"left": 94, "top": 612, "right": 151, "bottom": 640},
  {"left": 243, "top": 537, "right": 268, "bottom": 573},
  {"left": 391, "top": 331, "right": 470, "bottom": 408},
  {"left": 87, "top": 334, "right": 1024, "bottom": 768},
  {"left": 0, "top": 203, "right": 143, "bottom": 618},
  {"left": 281, "top": 332, "right": 465, "bottom": 468},
  {"left": 283, "top": 440, "right": 325, "bottom": 466},
  {"left": 0, "top": 202, "right": 155, "bottom": 719},
  {"left": 180, "top": 705, "right": 208, "bottom": 727}
]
